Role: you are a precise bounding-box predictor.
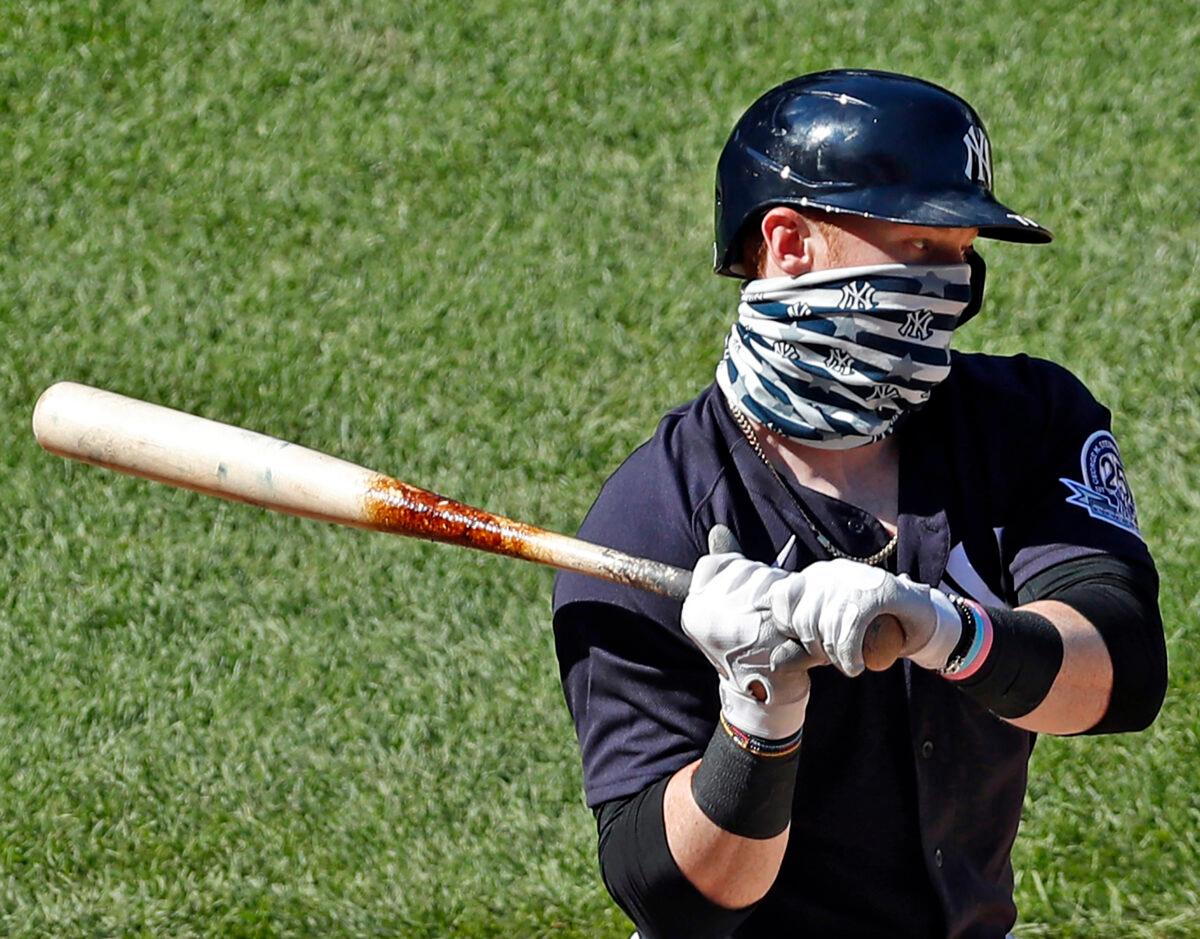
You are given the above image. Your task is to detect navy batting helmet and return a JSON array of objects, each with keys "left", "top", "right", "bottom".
[{"left": 714, "top": 69, "right": 1051, "bottom": 277}]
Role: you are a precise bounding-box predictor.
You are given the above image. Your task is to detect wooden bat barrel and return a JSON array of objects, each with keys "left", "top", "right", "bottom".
[{"left": 32, "top": 381, "right": 904, "bottom": 669}]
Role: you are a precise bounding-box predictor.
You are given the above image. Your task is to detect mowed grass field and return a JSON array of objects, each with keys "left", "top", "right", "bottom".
[{"left": 1, "top": 1, "right": 1197, "bottom": 935}]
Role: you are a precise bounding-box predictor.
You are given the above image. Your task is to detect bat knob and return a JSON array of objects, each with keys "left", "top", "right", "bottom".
[{"left": 863, "top": 614, "right": 905, "bottom": 672}]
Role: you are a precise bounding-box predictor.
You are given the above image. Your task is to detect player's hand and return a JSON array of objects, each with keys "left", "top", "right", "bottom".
[
  {"left": 682, "top": 525, "right": 818, "bottom": 740},
  {"left": 770, "top": 560, "right": 962, "bottom": 677}
]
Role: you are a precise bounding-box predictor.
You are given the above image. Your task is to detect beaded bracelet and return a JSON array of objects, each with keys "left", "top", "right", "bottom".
[{"left": 719, "top": 713, "right": 804, "bottom": 759}]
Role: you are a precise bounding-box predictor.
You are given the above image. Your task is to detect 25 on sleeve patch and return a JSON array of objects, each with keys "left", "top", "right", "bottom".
[{"left": 1059, "top": 430, "right": 1142, "bottom": 538}]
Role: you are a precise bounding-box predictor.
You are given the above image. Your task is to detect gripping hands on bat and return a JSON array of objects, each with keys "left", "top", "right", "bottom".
[
  {"left": 682, "top": 525, "right": 818, "bottom": 740},
  {"left": 683, "top": 524, "right": 961, "bottom": 740}
]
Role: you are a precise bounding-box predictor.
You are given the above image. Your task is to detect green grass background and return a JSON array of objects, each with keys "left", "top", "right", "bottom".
[{"left": 1, "top": 1, "right": 1197, "bottom": 935}]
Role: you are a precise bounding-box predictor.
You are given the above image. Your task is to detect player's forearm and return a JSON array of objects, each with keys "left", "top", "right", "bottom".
[
  {"left": 663, "top": 761, "right": 789, "bottom": 908},
  {"left": 1003, "top": 600, "right": 1112, "bottom": 734},
  {"left": 944, "top": 555, "right": 1167, "bottom": 734},
  {"left": 664, "top": 524, "right": 812, "bottom": 910},
  {"left": 941, "top": 560, "right": 1166, "bottom": 735}
]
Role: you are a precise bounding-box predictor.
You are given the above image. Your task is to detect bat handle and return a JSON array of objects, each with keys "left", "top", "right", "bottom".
[{"left": 863, "top": 614, "right": 906, "bottom": 672}]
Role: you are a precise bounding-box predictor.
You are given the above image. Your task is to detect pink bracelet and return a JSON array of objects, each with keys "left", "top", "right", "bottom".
[{"left": 942, "top": 598, "right": 994, "bottom": 681}]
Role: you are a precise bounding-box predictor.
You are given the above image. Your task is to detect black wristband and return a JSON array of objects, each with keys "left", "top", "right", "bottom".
[
  {"left": 689, "top": 715, "right": 801, "bottom": 840},
  {"left": 943, "top": 601, "right": 1064, "bottom": 718}
]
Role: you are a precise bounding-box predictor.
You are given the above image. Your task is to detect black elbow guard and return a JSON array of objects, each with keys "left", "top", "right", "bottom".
[
  {"left": 595, "top": 776, "right": 756, "bottom": 939},
  {"left": 1018, "top": 554, "right": 1167, "bottom": 733}
]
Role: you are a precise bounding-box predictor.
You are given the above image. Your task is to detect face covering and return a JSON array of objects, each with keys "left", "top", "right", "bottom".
[{"left": 716, "top": 262, "right": 973, "bottom": 449}]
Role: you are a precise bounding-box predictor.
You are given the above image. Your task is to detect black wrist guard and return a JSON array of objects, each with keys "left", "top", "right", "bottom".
[
  {"left": 689, "top": 715, "right": 801, "bottom": 839},
  {"left": 942, "top": 599, "right": 1064, "bottom": 719}
]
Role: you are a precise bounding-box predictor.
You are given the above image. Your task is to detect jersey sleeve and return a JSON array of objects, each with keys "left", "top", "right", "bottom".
[
  {"left": 552, "top": 440, "right": 718, "bottom": 807},
  {"left": 1001, "top": 359, "right": 1155, "bottom": 593}
]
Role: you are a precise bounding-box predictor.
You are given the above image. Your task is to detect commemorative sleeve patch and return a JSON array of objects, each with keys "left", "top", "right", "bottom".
[{"left": 1059, "top": 430, "right": 1142, "bottom": 538}]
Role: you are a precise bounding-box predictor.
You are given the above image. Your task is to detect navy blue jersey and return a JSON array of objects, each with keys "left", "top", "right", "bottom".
[{"left": 552, "top": 352, "right": 1153, "bottom": 937}]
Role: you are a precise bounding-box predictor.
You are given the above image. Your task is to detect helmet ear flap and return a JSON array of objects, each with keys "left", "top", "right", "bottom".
[{"left": 959, "top": 248, "right": 987, "bottom": 325}]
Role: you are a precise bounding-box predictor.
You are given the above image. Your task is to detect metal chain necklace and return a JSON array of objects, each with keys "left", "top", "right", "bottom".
[{"left": 728, "top": 403, "right": 899, "bottom": 567}]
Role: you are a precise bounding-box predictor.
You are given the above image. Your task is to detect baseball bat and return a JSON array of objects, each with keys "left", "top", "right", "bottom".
[{"left": 31, "top": 381, "right": 904, "bottom": 670}]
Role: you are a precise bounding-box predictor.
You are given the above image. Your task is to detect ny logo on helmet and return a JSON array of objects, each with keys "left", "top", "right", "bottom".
[{"left": 962, "top": 126, "right": 993, "bottom": 189}]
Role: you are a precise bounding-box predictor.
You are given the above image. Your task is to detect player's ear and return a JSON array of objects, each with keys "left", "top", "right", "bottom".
[{"left": 760, "top": 207, "right": 818, "bottom": 277}]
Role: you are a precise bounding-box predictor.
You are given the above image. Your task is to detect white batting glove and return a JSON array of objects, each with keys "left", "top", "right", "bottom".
[
  {"left": 682, "top": 526, "right": 817, "bottom": 740},
  {"left": 769, "top": 559, "right": 962, "bottom": 677}
]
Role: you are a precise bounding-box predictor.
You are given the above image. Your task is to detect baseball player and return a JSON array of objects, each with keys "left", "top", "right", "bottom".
[{"left": 552, "top": 70, "right": 1166, "bottom": 938}]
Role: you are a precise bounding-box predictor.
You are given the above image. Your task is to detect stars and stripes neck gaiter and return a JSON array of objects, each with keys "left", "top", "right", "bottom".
[{"left": 716, "top": 262, "right": 973, "bottom": 450}]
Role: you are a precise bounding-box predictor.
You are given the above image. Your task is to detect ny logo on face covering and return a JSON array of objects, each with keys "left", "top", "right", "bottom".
[
  {"left": 899, "top": 309, "right": 935, "bottom": 341},
  {"left": 963, "top": 126, "right": 993, "bottom": 189},
  {"left": 866, "top": 384, "right": 901, "bottom": 407},
  {"left": 826, "top": 348, "right": 854, "bottom": 374},
  {"left": 839, "top": 282, "right": 877, "bottom": 310},
  {"left": 772, "top": 339, "right": 802, "bottom": 360}
]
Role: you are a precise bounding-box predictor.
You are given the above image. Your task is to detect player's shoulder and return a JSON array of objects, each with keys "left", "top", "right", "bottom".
[
  {"left": 948, "top": 351, "right": 1093, "bottom": 399},
  {"left": 942, "top": 351, "right": 1106, "bottom": 427}
]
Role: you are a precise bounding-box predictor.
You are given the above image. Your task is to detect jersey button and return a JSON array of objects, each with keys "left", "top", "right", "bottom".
[
  {"left": 934, "top": 848, "right": 944, "bottom": 868},
  {"left": 921, "top": 740, "right": 934, "bottom": 758}
]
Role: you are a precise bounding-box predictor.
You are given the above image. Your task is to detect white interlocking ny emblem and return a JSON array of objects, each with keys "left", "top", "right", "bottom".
[
  {"left": 787, "top": 300, "right": 813, "bottom": 319},
  {"left": 839, "top": 282, "right": 877, "bottom": 310},
  {"left": 899, "top": 309, "right": 935, "bottom": 341},
  {"left": 867, "top": 384, "right": 900, "bottom": 403},
  {"left": 826, "top": 348, "right": 854, "bottom": 374},
  {"left": 962, "top": 126, "right": 993, "bottom": 189},
  {"left": 772, "top": 339, "right": 801, "bottom": 360},
  {"left": 866, "top": 384, "right": 901, "bottom": 415}
]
